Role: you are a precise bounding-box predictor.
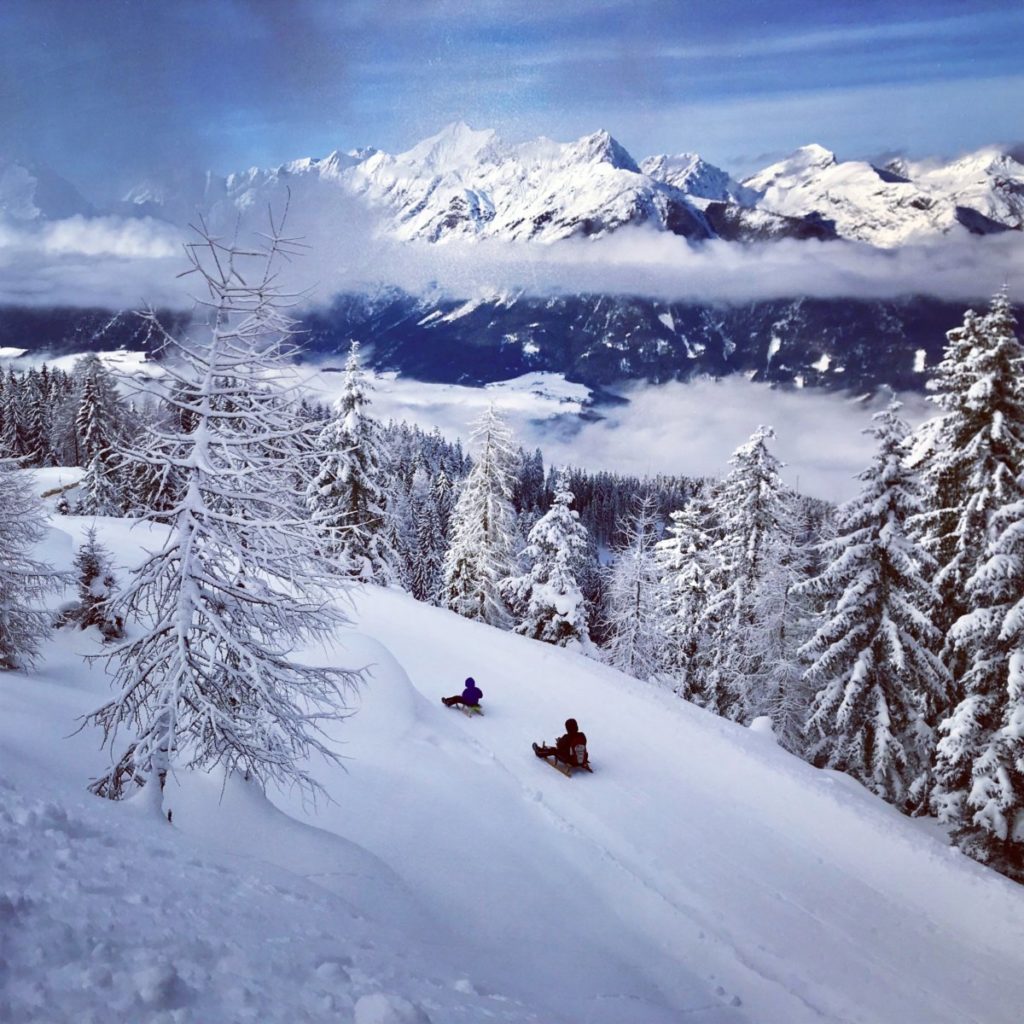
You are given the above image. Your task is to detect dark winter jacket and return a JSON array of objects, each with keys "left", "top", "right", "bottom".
[
  {"left": 462, "top": 682, "right": 483, "bottom": 706},
  {"left": 555, "top": 729, "right": 588, "bottom": 766}
]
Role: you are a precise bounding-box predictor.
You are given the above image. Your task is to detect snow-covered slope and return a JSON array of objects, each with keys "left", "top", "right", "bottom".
[
  {"left": 913, "top": 146, "right": 1024, "bottom": 232},
  {"left": 742, "top": 144, "right": 1024, "bottom": 246},
  {"left": 4, "top": 509, "right": 1024, "bottom": 1024}
]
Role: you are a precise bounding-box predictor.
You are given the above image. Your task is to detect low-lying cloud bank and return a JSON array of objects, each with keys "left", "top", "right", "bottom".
[
  {"left": 0, "top": 200, "right": 1020, "bottom": 311},
  {"left": 0, "top": 216, "right": 184, "bottom": 308},
  {"left": 314, "top": 228, "right": 1024, "bottom": 309},
  {"left": 0, "top": 342, "right": 940, "bottom": 503},
  {"left": 306, "top": 367, "right": 932, "bottom": 503}
]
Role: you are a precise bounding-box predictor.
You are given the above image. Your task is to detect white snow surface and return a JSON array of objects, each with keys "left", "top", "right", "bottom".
[
  {"left": 306, "top": 368, "right": 592, "bottom": 425},
  {"left": 48, "top": 349, "right": 162, "bottom": 377},
  {"left": 4, "top": 510, "right": 1024, "bottom": 1023},
  {"left": 742, "top": 143, "right": 1024, "bottom": 247}
]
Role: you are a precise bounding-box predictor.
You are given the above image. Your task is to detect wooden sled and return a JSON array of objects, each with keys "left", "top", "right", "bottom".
[{"left": 534, "top": 743, "right": 592, "bottom": 776}]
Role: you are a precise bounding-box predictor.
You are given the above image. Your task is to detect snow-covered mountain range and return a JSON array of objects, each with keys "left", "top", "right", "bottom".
[
  {"left": 3, "top": 126, "right": 1021, "bottom": 397},
  {"left": 8, "top": 123, "right": 1023, "bottom": 248},
  {"left": 132, "top": 123, "right": 1024, "bottom": 248}
]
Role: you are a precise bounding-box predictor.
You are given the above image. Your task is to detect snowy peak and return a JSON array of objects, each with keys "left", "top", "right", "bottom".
[
  {"left": 285, "top": 148, "right": 378, "bottom": 179},
  {"left": 642, "top": 152, "right": 755, "bottom": 207},
  {"left": 565, "top": 129, "right": 641, "bottom": 173},
  {"left": 396, "top": 121, "right": 502, "bottom": 173},
  {"left": 742, "top": 144, "right": 838, "bottom": 194}
]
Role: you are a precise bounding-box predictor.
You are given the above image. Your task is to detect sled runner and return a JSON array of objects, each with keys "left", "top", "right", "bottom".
[
  {"left": 533, "top": 742, "right": 592, "bottom": 776},
  {"left": 442, "top": 697, "right": 483, "bottom": 717}
]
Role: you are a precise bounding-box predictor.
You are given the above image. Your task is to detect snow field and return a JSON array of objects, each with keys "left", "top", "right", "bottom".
[
  {"left": 3, "top": 513, "right": 1024, "bottom": 1023},
  {"left": 337, "top": 587, "right": 1024, "bottom": 1024}
]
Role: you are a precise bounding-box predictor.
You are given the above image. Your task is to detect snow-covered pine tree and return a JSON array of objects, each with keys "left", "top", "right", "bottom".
[
  {"left": 431, "top": 464, "right": 455, "bottom": 537},
  {"left": 306, "top": 340, "right": 395, "bottom": 582},
  {"left": 700, "top": 427, "right": 792, "bottom": 720},
  {"left": 382, "top": 481, "right": 414, "bottom": 592},
  {"left": 409, "top": 466, "right": 444, "bottom": 604},
  {"left": 22, "top": 367, "right": 56, "bottom": 467},
  {"left": 77, "top": 450, "right": 124, "bottom": 516},
  {"left": 0, "top": 458, "right": 64, "bottom": 669},
  {"left": 743, "top": 511, "right": 817, "bottom": 753},
  {"left": 73, "top": 354, "right": 126, "bottom": 465},
  {"left": 504, "top": 473, "right": 591, "bottom": 648},
  {"left": 442, "top": 405, "right": 519, "bottom": 627},
  {"left": 932, "top": 490, "right": 1024, "bottom": 879},
  {"left": 912, "top": 292, "right": 1024, "bottom": 681},
  {"left": 654, "top": 498, "right": 714, "bottom": 703},
  {"left": 802, "top": 402, "right": 949, "bottom": 807},
  {"left": 84, "top": 213, "right": 362, "bottom": 809},
  {"left": 601, "top": 495, "right": 664, "bottom": 680},
  {"left": 71, "top": 526, "right": 123, "bottom": 639},
  {"left": 1, "top": 371, "right": 25, "bottom": 458}
]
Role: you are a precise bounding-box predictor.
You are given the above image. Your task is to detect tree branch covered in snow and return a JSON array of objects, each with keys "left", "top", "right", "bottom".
[
  {"left": 84, "top": 209, "right": 362, "bottom": 806},
  {"left": 0, "top": 458, "right": 65, "bottom": 669}
]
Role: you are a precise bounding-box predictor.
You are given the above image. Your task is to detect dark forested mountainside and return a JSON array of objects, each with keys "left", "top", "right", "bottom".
[
  {"left": 2, "top": 294, "right": 1013, "bottom": 394},
  {"left": 0, "top": 307, "right": 191, "bottom": 358},
  {"left": 302, "top": 292, "right": 980, "bottom": 392}
]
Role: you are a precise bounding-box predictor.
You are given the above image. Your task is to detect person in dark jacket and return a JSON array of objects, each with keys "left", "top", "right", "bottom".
[
  {"left": 533, "top": 719, "right": 588, "bottom": 767},
  {"left": 442, "top": 677, "right": 483, "bottom": 708}
]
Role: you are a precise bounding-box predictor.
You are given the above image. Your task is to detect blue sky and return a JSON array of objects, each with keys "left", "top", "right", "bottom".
[{"left": 2, "top": 0, "right": 1022, "bottom": 199}]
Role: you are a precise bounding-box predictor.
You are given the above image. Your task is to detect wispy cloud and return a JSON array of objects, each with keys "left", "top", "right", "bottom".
[
  {"left": 0, "top": 199, "right": 1020, "bottom": 311},
  {"left": 0, "top": 216, "right": 184, "bottom": 307}
]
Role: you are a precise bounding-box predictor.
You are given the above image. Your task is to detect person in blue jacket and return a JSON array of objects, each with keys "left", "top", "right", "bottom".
[{"left": 442, "top": 677, "right": 483, "bottom": 709}]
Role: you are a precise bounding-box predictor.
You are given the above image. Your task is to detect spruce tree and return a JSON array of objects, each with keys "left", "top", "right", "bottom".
[
  {"left": 654, "top": 500, "right": 714, "bottom": 703},
  {"left": 912, "top": 292, "right": 1024, "bottom": 681},
  {"left": 802, "top": 402, "right": 949, "bottom": 807},
  {"left": 23, "top": 368, "right": 56, "bottom": 467},
  {"left": 71, "top": 526, "right": 123, "bottom": 639},
  {"left": 409, "top": 466, "right": 444, "bottom": 604},
  {"left": 77, "top": 450, "right": 124, "bottom": 516},
  {"left": 432, "top": 464, "right": 455, "bottom": 537},
  {"left": 933, "top": 489, "right": 1024, "bottom": 879},
  {"left": 73, "top": 354, "right": 126, "bottom": 464},
  {"left": 1, "top": 371, "right": 24, "bottom": 459},
  {"left": 700, "top": 427, "right": 791, "bottom": 720},
  {"left": 602, "top": 496, "right": 664, "bottom": 680},
  {"left": 504, "top": 474, "right": 591, "bottom": 647},
  {"left": 442, "top": 405, "right": 519, "bottom": 627},
  {"left": 0, "top": 459, "right": 63, "bottom": 669},
  {"left": 306, "top": 341, "right": 394, "bottom": 581}
]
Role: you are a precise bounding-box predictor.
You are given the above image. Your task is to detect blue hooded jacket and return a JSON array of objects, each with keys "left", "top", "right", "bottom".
[{"left": 462, "top": 678, "right": 483, "bottom": 705}]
